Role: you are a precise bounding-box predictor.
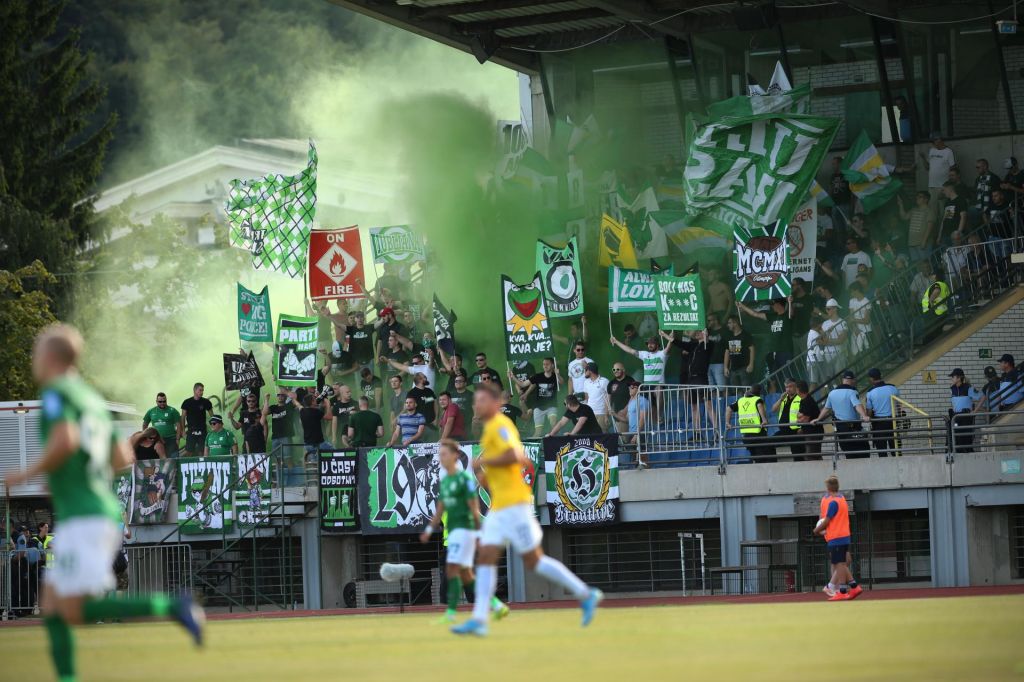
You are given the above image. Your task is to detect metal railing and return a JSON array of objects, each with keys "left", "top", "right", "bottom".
[
  {"left": 125, "top": 543, "right": 193, "bottom": 597},
  {"left": 636, "top": 384, "right": 749, "bottom": 468}
]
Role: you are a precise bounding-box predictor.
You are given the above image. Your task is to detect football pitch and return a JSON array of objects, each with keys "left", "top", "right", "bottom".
[{"left": 2, "top": 595, "right": 1022, "bottom": 681}]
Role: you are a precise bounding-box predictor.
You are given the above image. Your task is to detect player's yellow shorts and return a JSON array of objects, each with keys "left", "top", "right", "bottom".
[
  {"left": 47, "top": 516, "right": 120, "bottom": 597},
  {"left": 480, "top": 503, "right": 542, "bottom": 554}
]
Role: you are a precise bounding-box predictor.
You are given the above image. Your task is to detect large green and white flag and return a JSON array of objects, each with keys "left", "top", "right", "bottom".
[
  {"left": 613, "top": 185, "right": 668, "bottom": 259},
  {"left": 733, "top": 219, "right": 792, "bottom": 301},
  {"left": 608, "top": 265, "right": 672, "bottom": 313},
  {"left": 237, "top": 284, "right": 273, "bottom": 342},
  {"left": 535, "top": 236, "right": 583, "bottom": 317},
  {"left": 681, "top": 112, "right": 839, "bottom": 237},
  {"left": 177, "top": 457, "right": 234, "bottom": 534},
  {"left": 369, "top": 225, "right": 425, "bottom": 264},
  {"left": 654, "top": 273, "right": 705, "bottom": 331},
  {"left": 707, "top": 62, "right": 810, "bottom": 118},
  {"left": 225, "top": 142, "right": 317, "bottom": 279},
  {"left": 649, "top": 211, "right": 730, "bottom": 256},
  {"left": 808, "top": 179, "right": 834, "bottom": 208},
  {"left": 841, "top": 130, "right": 902, "bottom": 213}
]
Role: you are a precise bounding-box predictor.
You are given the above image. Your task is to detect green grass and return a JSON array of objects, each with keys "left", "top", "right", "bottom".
[{"left": 2, "top": 595, "right": 1023, "bottom": 681}]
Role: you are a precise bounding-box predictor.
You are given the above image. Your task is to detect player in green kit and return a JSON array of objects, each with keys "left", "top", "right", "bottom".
[
  {"left": 4, "top": 325, "right": 204, "bottom": 682},
  {"left": 420, "top": 439, "right": 509, "bottom": 623}
]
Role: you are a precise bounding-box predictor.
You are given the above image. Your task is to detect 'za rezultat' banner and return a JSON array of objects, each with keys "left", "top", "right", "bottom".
[
  {"left": 653, "top": 274, "right": 705, "bottom": 331},
  {"left": 320, "top": 450, "right": 359, "bottom": 533},
  {"left": 237, "top": 283, "right": 273, "bottom": 342},
  {"left": 544, "top": 434, "right": 619, "bottom": 526},
  {"left": 275, "top": 314, "right": 319, "bottom": 386},
  {"left": 177, "top": 457, "right": 234, "bottom": 534},
  {"left": 501, "top": 273, "right": 554, "bottom": 361},
  {"left": 733, "top": 219, "right": 792, "bottom": 301},
  {"left": 235, "top": 453, "right": 272, "bottom": 526}
]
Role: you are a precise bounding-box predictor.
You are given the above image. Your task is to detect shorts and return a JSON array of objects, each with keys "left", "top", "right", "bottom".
[
  {"left": 47, "top": 517, "right": 120, "bottom": 597},
  {"left": 533, "top": 406, "right": 557, "bottom": 427},
  {"left": 185, "top": 430, "right": 206, "bottom": 454},
  {"left": 828, "top": 541, "right": 851, "bottom": 565},
  {"left": 445, "top": 528, "right": 478, "bottom": 567},
  {"left": 480, "top": 503, "right": 543, "bottom": 554}
]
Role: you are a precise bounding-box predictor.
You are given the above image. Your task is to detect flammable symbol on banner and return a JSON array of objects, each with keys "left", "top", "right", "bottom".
[{"left": 315, "top": 244, "right": 357, "bottom": 284}]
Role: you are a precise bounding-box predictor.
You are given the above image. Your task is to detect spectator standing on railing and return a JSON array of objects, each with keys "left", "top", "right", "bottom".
[
  {"left": 820, "top": 300, "right": 848, "bottom": 380},
  {"left": 899, "top": 191, "right": 934, "bottom": 262},
  {"left": 723, "top": 315, "right": 755, "bottom": 387},
  {"left": 606, "top": 363, "right": 633, "bottom": 434},
  {"left": 772, "top": 379, "right": 803, "bottom": 459},
  {"left": 348, "top": 396, "right": 384, "bottom": 447},
  {"left": 390, "top": 397, "right": 426, "bottom": 446},
  {"left": 548, "top": 393, "right": 600, "bottom": 436},
  {"left": 143, "top": 393, "right": 181, "bottom": 458},
  {"left": 180, "top": 383, "right": 213, "bottom": 457},
  {"left": 997, "top": 354, "right": 1023, "bottom": 411},
  {"left": 813, "top": 370, "right": 870, "bottom": 458},
  {"left": 865, "top": 368, "right": 899, "bottom": 456},
  {"left": 726, "top": 384, "right": 774, "bottom": 462},
  {"left": 795, "top": 380, "right": 824, "bottom": 459},
  {"left": 948, "top": 369, "right": 980, "bottom": 453}
]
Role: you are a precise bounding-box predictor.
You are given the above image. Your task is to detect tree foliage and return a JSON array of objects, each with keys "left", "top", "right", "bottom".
[{"left": 0, "top": 262, "right": 58, "bottom": 401}]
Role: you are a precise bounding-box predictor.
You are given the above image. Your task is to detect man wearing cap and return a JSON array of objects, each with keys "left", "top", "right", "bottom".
[
  {"left": 948, "top": 369, "right": 981, "bottom": 453},
  {"left": 813, "top": 370, "right": 870, "bottom": 457},
  {"left": 976, "top": 365, "right": 1002, "bottom": 413},
  {"left": 581, "top": 362, "right": 611, "bottom": 432},
  {"left": 726, "top": 384, "right": 774, "bottom": 462},
  {"left": 204, "top": 415, "right": 237, "bottom": 457},
  {"left": 865, "top": 368, "right": 900, "bottom": 456},
  {"left": 921, "top": 132, "right": 955, "bottom": 223},
  {"left": 1000, "top": 157, "right": 1024, "bottom": 211},
  {"left": 820, "top": 301, "right": 848, "bottom": 381},
  {"left": 997, "top": 354, "right": 1023, "bottom": 411}
]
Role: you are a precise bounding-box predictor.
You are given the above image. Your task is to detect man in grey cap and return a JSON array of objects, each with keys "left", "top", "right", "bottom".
[
  {"left": 813, "top": 370, "right": 870, "bottom": 457},
  {"left": 865, "top": 368, "right": 900, "bottom": 456}
]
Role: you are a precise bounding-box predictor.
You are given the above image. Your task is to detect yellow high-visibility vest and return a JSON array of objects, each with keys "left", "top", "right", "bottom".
[
  {"left": 921, "top": 281, "right": 950, "bottom": 316},
  {"left": 779, "top": 394, "right": 802, "bottom": 426},
  {"left": 737, "top": 396, "right": 763, "bottom": 434}
]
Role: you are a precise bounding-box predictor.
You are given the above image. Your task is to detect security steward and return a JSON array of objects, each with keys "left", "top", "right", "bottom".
[
  {"left": 948, "top": 368, "right": 980, "bottom": 453},
  {"left": 864, "top": 368, "right": 900, "bottom": 456},
  {"left": 726, "top": 384, "right": 775, "bottom": 462},
  {"left": 812, "top": 370, "right": 870, "bottom": 458},
  {"left": 771, "top": 378, "right": 803, "bottom": 458}
]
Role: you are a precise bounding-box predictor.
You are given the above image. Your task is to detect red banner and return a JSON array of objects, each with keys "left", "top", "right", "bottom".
[{"left": 308, "top": 226, "right": 364, "bottom": 301}]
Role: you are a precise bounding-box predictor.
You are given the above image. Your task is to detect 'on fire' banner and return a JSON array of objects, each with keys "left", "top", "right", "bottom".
[{"left": 308, "top": 226, "right": 364, "bottom": 301}]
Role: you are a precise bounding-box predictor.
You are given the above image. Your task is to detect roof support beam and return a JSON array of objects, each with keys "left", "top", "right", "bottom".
[{"left": 456, "top": 8, "right": 614, "bottom": 34}]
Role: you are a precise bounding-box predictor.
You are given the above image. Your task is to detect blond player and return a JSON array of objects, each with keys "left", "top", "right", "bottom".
[{"left": 451, "top": 383, "right": 602, "bottom": 636}]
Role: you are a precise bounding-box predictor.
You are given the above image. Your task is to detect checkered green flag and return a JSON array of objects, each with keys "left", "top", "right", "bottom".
[{"left": 225, "top": 142, "right": 317, "bottom": 279}]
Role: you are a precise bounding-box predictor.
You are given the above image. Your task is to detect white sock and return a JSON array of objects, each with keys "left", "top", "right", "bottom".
[
  {"left": 472, "top": 565, "right": 496, "bottom": 622},
  {"left": 535, "top": 555, "right": 589, "bottom": 600}
]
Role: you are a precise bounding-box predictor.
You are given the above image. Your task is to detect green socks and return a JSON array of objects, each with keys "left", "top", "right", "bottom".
[
  {"left": 447, "top": 577, "right": 462, "bottom": 612},
  {"left": 490, "top": 596, "right": 503, "bottom": 609},
  {"left": 44, "top": 616, "right": 75, "bottom": 682},
  {"left": 82, "top": 594, "right": 173, "bottom": 622}
]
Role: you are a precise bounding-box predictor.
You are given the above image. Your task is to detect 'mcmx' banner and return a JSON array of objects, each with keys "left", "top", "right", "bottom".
[{"left": 544, "top": 434, "right": 619, "bottom": 526}]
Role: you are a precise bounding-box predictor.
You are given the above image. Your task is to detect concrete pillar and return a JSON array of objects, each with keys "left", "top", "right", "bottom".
[
  {"left": 298, "top": 518, "right": 322, "bottom": 609},
  {"left": 320, "top": 534, "right": 359, "bottom": 609},
  {"left": 927, "top": 488, "right": 970, "bottom": 587},
  {"left": 966, "top": 506, "right": 1013, "bottom": 586}
]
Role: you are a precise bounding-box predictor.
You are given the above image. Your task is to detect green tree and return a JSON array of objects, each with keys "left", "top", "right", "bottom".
[
  {"left": 0, "top": 0, "right": 115, "bottom": 283},
  {"left": 0, "top": 262, "right": 58, "bottom": 400}
]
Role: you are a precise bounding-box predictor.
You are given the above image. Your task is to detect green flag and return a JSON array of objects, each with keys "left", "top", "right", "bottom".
[
  {"left": 654, "top": 274, "right": 705, "bottom": 331},
  {"left": 607, "top": 265, "right": 673, "bottom": 313},
  {"left": 841, "top": 130, "right": 903, "bottom": 213},
  {"left": 707, "top": 84, "right": 812, "bottom": 119},
  {"left": 225, "top": 142, "right": 317, "bottom": 279},
  {"left": 535, "top": 236, "right": 583, "bottom": 317},
  {"left": 369, "top": 225, "right": 425, "bottom": 264},
  {"left": 237, "top": 284, "right": 272, "bottom": 342},
  {"left": 681, "top": 112, "right": 839, "bottom": 238},
  {"left": 501, "top": 273, "right": 554, "bottom": 361},
  {"left": 733, "top": 219, "right": 792, "bottom": 301},
  {"left": 274, "top": 314, "right": 319, "bottom": 386}
]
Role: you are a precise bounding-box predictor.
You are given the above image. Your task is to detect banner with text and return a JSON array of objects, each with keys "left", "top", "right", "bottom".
[
  {"left": 132, "top": 460, "right": 176, "bottom": 525},
  {"left": 235, "top": 453, "right": 273, "bottom": 526},
  {"left": 654, "top": 274, "right": 706, "bottom": 331},
  {"left": 734, "top": 219, "right": 792, "bottom": 301},
  {"left": 275, "top": 314, "right": 319, "bottom": 386},
  {"left": 223, "top": 351, "right": 265, "bottom": 392},
  {"left": 370, "top": 225, "right": 425, "bottom": 264},
  {"left": 544, "top": 434, "right": 619, "bottom": 526},
  {"left": 309, "top": 226, "right": 364, "bottom": 301},
  {"left": 432, "top": 294, "right": 457, "bottom": 357},
  {"left": 501, "top": 273, "right": 554, "bottom": 361},
  {"left": 785, "top": 198, "right": 817, "bottom": 285},
  {"left": 177, "top": 457, "right": 234, "bottom": 534},
  {"left": 608, "top": 265, "right": 673, "bottom": 313},
  {"left": 535, "top": 237, "right": 583, "bottom": 317},
  {"left": 237, "top": 284, "right": 273, "bottom": 342},
  {"left": 320, "top": 450, "right": 359, "bottom": 533}
]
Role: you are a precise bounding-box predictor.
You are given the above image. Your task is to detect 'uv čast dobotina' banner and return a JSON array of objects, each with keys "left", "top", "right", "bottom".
[
  {"left": 544, "top": 434, "right": 620, "bottom": 527},
  {"left": 320, "top": 450, "right": 359, "bottom": 533}
]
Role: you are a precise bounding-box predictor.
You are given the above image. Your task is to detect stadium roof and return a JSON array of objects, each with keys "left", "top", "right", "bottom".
[{"left": 325, "top": 0, "right": 964, "bottom": 73}]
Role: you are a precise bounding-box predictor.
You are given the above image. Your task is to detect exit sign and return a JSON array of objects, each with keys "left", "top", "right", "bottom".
[
  {"left": 998, "top": 20, "right": 1018, "bottom": 34},
  {"left": 979, "top": 348, "right": 993, "bottom": 359}
]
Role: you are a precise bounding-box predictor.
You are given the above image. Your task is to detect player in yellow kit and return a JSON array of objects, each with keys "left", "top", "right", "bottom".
[{"left": 451, "top": 383, "right": 602, "bottom": 636}]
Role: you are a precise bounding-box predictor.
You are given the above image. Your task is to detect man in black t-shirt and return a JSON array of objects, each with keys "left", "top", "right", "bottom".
[
  {"left": 795, "top": 380, "right": 824, "bottom": 459},
  {"left": 299, "top": 393, "right": 332, "bottom": 462},
  {"left": 359, "top": 368, "right": 383, "bottom": 411},
  {"left": 405, "top": 373, "right": 437, "bottom": 441},
  {"left": 347, "top": 397, "right": 384, "bottom": 447},
  {"left": 499, "top": 391, "right": 523, "bottom": 427},
  {"left": 509, "top": 357, "right": 560, "bottom": 437},
  {"left": 938, "top": 181, "right": 968, "bottom": 246},
  {"left": 470, "top": 352, "right": 503, "bottom": 389},
  {"left": 329, "top": 384, "right": 356, "bottom": 447},
  {"left": 230, "top": 392, "right": 266, "bottom": 452},
  {"left": 345, "top": 311, "right": 376, "bottom": 373},
  {"left": 547, "top": 394, "right": 601, "bottom": 436},
  {"left": 723, "top": 316, "right": 755, "bottom": 387},
  {"left": 738, "top": 298, "right": 793, "bottom": 375},
  {"left": 510, "top": 359, "right": 536, "bottom": 418},
  {"left": 606, "top": 362, "right": 634, "bottom": 433},
  {"left": 180, "top": 382, "right": 213, "bottom": 456}
]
